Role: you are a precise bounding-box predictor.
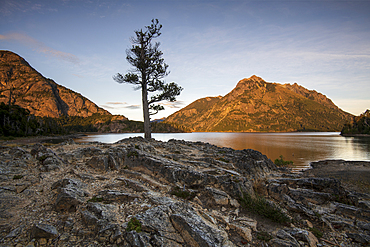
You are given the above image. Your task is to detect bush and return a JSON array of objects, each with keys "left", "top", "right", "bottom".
[
  {"left": 274, "top": 155, "right": 293, "bottom": 166},
  {"left": 170, "top": 186, "right": 196, "bottom": 200},
  {"left": 126, "top": 217, "right": 142, "bottom": 232},
  {"left": 309, "top": 227, "right": 323, "bottom": 239},
  {"left": 239, "top": 191, "right": 291, "bottom": 224}
]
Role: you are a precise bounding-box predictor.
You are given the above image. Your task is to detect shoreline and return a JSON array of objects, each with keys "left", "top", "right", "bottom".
[
  {"left": 0, "top": 137, "right": 369, "bottom": 246},
  {"left": 3, "top": 135, "right": 370, "bottom": 194},
  {"left": 340, "top": 133, "right": 370, "bottom": 137},
  {"left": 0, "top": 134, "right": 87, "bottom": 145},
  {"left": 302, "top": 159, "right": 370, "bottom": 193}
]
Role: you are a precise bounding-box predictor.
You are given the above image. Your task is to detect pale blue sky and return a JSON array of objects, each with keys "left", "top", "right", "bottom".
[{"left": 1, "top": 0, "right": 369, "bottom": 120}]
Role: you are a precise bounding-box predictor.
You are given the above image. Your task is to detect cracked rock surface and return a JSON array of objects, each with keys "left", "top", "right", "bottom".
[{"left": 0, "top": 137, "right": 369, "bottom": 246}]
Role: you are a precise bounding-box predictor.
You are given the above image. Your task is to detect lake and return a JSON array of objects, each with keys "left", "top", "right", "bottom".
[{"left": 75, "top": 132, "right": 370, "bottom": 171}]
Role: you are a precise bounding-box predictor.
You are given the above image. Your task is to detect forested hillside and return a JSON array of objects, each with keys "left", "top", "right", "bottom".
[
  {"left": 0, "top": 103, "right": 185, "bottom": 137},
  {"left": 341, "top": 110, "right": 370, "bottom": 135}
]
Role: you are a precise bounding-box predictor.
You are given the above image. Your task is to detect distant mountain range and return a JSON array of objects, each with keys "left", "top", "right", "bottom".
[
  {"left": 0, "top": 51, "right": 353, "bottom": 133},
  {"left": 165, "top": 75, "right": 353, "bottom": 132},
  {"left": 0, "top": 50, "right": 111, "bottom": 118}
]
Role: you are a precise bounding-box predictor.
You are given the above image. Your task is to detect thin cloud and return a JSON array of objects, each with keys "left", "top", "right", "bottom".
[
  {"left": 125, "top": 105, "right": 141, "bottom": 110},
  {"left": 103, "top": 102, "right": 141, "bottom": 110},
  {"left": 72, "top": 74, "right": 84, "bottom": 78},
  {"left": 100, "top": 105, "right": 115, "bottom": 109},
  {"left": 0, "top": 33, "right": 79, "bottom": 64},
  {"left": 106, "top": 102, "right": 127, "bottom": 105},
  {"left": 160, "top": 100, "right": 185, "bottom": 109}
]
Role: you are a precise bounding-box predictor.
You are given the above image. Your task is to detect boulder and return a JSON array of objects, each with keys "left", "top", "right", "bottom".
[
  {"left": 30, "top": 223, "right": 58, "bottom": 239},
  {"left": 53, "top": 178, "right": 88, "bottom": 212},
  {"left": 228, "top": 223, "right": 252, "bottom": 242},
  {"left": 136, "top": 204, "right": 184, "bottom": 244},
  {"left": 169, "top": 202, "right": 229, "bottom": 247},
  {"left": 86, "top": 156, "right": 108, "bottom": 172},
  {"left": 285, "top": 228, "right": 319, "bottom": 247},
  {"left": 201, "top": 187, "right": 230, "bottom": 207},
  {"left": 31, "top": 144, "right": 63, "bottom": 171}
]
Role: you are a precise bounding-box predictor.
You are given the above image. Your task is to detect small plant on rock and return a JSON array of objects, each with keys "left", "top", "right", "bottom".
[
  {"left": 127, "top": 150, "right": 139, "bottom": 158},
  {"left": 170, "top": 186, "right": 196, "bottom": 200},
  {"left": 274, "top": 155, "right": 293, "bottom": 166},
  {"left": 309, "top": 227, "right": 323, "bottom": 239},
  {"left": 126, "top": 217, "right": 142, "bottom": 233},
  {"left": 37, "top": 155, "right": 48, "bottom": 163},
  {"left": 87, "top": 196, "right": 104, "bottom": 203},
  {"left": 216, "top": 157, "right": 229, "bottom": 163},
  {"left": 239, "top": 191, "right": 291, "bottom": 224}
]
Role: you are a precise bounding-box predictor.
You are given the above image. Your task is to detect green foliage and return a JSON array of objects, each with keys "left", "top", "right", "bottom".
[
  {"left": 0, "top": 102, "right": 186, "bottom": 137},
  {"left": 239, "top": 191, "right": 291, "bottom": 224},
  {"left": 274, "top": 155, "right": 293, "bottom": 167},
  {"left": 216, "top": 157, "right": 229, "bottom": 163},
  {"left": 87, "top": 196, "right": 104, "bottom": 203},
  {"left": 309, "top": 227, "right": 323, "bottom": 239},
  {"left": 113, "top": 19, "right": 183, "bottom": 139},
  {"left": 126, "top": 217, "right": 142, "bottom": 233},
  {"left": 151, "top": 122, "right": 189, "bottom": 133},
  {"left": 170, "top": 186, "right": 196, "bottom": 200},
  {"left": 37, "top": 155, "right": 48, "bottom": 162},
  {"left": 127, "top": 150, "right": 139, "bottom": 158},
  {"left": 341, "top": 109, "right": 370, "bottom": 135},
  {"left": 0, "top": 102, "right": 66, "bottom": 137}
]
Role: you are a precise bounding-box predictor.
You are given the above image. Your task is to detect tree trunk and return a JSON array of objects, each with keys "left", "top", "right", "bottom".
[{"left": 142, "top": 83, "right": 151, "bottom": 139}]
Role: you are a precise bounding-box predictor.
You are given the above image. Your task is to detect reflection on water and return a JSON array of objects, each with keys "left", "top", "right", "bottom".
[{"left": 76, "top": 132, "right": 370, "bottom": 171}]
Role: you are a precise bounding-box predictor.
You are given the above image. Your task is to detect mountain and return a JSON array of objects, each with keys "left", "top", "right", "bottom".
[
  {"left": 165, "top": 75, "right": 353, "bottom": 132},
  {"left": 0, "top": 50, "right": 111, "bottom": 118}
]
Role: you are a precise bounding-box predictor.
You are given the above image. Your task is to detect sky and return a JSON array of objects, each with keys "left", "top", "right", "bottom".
[{"left": 1, "top": 0, "right": 369, "bottom": 121}]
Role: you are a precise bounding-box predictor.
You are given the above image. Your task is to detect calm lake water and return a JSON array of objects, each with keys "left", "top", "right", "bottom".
[{"left": 76, "top": 132, "right": 370, "bottom": 171}]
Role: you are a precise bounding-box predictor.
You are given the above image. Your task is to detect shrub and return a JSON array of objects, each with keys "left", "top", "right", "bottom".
[
  {"left": 127, "top": 150, "right": 139, "bottom": 158},
  {"left": 87, "top": 196, "right": 104, "bottom": 203},
  {"left": 239, "top": 191, "right": 291, "bottom": 224},
  {"left": 170, "top": 186, "right": 196, "bottom": 200},
  {"left": 126, "top": 217, "right": 142, "bottom": 232},
  {"left": 216, "top": 157, "right": 229, "bottom": 163},
  {"left": 309, "top": 227, "right": 323, "bottom": 239},
  {"left": 274, "top": 155, "right": 293, "bottom": 166}
]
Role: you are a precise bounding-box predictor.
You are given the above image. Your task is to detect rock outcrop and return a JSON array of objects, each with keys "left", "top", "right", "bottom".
[
  {"left": 165, "top": 75, "right": 353, "bottom": 132},
  {"left": 0, "top": 137, "right": 369, "bottom": 246},
  {"left": 0, "top": 50, "right": 111, "bottom": 118}
]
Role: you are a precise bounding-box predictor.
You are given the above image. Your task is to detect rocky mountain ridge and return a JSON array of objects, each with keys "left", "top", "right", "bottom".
[
  {"left": 165, "top": 75, "right": 352, "bottom": 132},
  {"left": 0, "top": 137, "right": 369, "bottom": 246},
  {"left": 0, "top": 50, "right": 111, "bottom": 118}
]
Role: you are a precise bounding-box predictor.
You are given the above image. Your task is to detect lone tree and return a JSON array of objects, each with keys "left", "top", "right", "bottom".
[{"left": 114, "top": 19, "right": 182, "bottom": 139}]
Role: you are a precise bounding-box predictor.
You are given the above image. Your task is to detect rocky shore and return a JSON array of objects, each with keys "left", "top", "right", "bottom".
[
  {"left": 303, "top": 160, "right": 370, "bottom": 194},
  {"left": 0, "top": 137, "right": 369, "bottom": 246}
]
